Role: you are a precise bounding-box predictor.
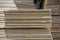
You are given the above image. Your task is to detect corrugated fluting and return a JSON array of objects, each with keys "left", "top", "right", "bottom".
[
  {"left": 0, "top": 0, "right": 17, "bottom": 10},
  {"left": 5, "top": 9, "right": 52, "bottom": 28},
  {"left": 0, "top": 9, "right": 52, "bottom": 40},
  {"left": 44, "top": 0, "right": 60, "bottom": 40},
  {"left": 5, "top": 28, "right": 52, "bottom": 40}
]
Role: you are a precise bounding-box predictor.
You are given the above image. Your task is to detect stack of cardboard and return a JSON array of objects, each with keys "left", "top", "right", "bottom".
[
  {"left": 0, "top": 10, "right": 5, "bottom": 28},
  {"left": 0, "top": 29, "right": 7, "bottom": 40},
  {"left": 5, "top": 28, "right": 52, "bottom": 40},
  {"left": 0, "top": 9, "right": 53, "bottom": 40},
  {"left": 0, "top": 0, "right": 17, "bottom": 10},
  {"left": 5, "top": 9, "right": 52, "bottom": 40},
  {"left": 14, "top": 0, "right": 35, "bottom": 9},
  {"left": 0, "top": 0, "right": 53, "bottom": 40},
  {"left": 44, "top": 0, "right": 60, "bottom": 40},
  {"left": 0, "top": 10, "right": 7, "bottom": 40},
  {"left": 5, "top": 9, "right": 52, "bottom": 28}
]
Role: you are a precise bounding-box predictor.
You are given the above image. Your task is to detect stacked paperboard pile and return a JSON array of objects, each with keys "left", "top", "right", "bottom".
[
  {"left": 0, "top": 0, "right": 53, "bottom": 40},
  {"left": 44, "top": 0, "right": 60, "bottom": 40},
  {"left": 14, "top": 0, "right": 35, "bottom": 9},
  {"left": 0, "top": 29, "right": 7, "bottom": 40},
  {"left": 0, "top": 10, "right": 5, "bottom": 28},
  {"left": 5, "top": 28, "right": 52, "bottom": 40},
  {"left": 51, "top": 14, "right": 60, "bottom": 40},
  {"left": 0, "top": 10, "right": 7, "bottom": 40},
  {"left": 0, "top": 9, "right": 52, "bottom": 40},
  {"left": 5, "top": 9, "right": 52, "bottom": 28},
  {"left": 0, "top": 0, "right": 17, "bottom": 10}
]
